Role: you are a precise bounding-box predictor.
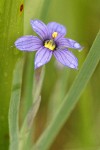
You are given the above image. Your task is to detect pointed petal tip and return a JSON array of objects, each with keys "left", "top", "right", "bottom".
[
  {"left": 14, "top": 39, "right": 21, "bottom": 50},
  {"left": 73, "top": 42, "right": 81, "bottom": 48},
  {"left": 74, "top": 43, "right": 84, "bottom": 51},
  {"left": 35, "top": 62, "right": 43, "bottom": 69},
  {"left": 30, "top": 19, "right": 39, "bottom": 24},
  {"left": 30, "top": 19, "right": 33, "bottom": 25},
  {"left": 69, "top": 63, "right": 78, "bottom": 69},
  {"left": 30, "top": 19, "right": 37, "bottom": 22}
]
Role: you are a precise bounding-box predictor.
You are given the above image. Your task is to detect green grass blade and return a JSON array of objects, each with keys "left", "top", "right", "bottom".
[
  {"left": 8, "top": 60, "right": 24, "bottom": 150},
  {"left": 19, "top": 67, "right": 45, "bottom": 150},
  {"left": 0, "top": 0, "right": 23, "bottom": 149},
  {"left": 32, "top": 31, "right": 100, "bottom": 150},
  {"left": 19, "top": 96, "right": 41, "bottom": 150},
  {"left": 33, "top": 67, "right": 45, "bottom": 103}
]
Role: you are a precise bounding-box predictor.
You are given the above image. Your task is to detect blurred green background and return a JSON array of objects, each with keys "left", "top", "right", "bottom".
[{"left": 0, "top": 0, "right": 100, "bottom": 149}]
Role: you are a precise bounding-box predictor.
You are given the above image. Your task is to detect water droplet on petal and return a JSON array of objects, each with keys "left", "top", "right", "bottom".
[
  {"left": 35, "top": 62, "right": 43, "bottom": 69},
  {"left": 37, "top": 62, "right": 42, "bottom": 67},
  {"left": 70, "top": 64, "right": 75, "bottom": 68},
  {"left": 74, "top": 43, "right": 80, "bottom": 49}
]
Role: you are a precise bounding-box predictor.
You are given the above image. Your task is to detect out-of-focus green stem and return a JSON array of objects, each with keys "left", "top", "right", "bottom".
[
  {"left": 20, "top": 53, "right": 34, "bottom": 121},
  {"left": 9, "top": 60, "right": 24, "bottom": 150},
  {"left": 22, "top": 0, "right": 52, "bottom": 122},
  {"left": 19, "top": 0, "right": 52, "bottom": 149}
]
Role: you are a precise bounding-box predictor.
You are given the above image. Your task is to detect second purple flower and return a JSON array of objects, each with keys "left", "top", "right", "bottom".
[{"left": 15, "top": 19, "right": 83, "bottom": 69}]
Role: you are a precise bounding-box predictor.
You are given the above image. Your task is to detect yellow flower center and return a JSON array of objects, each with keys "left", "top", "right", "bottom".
[
  {"left": 52, "top": 32, "right": 58, "bottom": 38},
  {"left": 44, "top": 40, "right": 56, "bottom": 51}
]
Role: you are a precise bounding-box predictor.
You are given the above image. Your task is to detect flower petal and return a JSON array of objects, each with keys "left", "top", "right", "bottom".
[
  {"left": 35, "top": 47, "right": 52, "bottom": 69},
  {"left": 47, "top": 22, "right": 66, "bottom": 38},
  {"left": 57, "top": 37, "right": 83, "bottom": 50},
  {"left": 15, "top": 35, "right": 42, "bottom": 51},
  {"left": 53, "top": 49, "right": 78, "bottom": 69},
  {"left": 30, "top": 19, "right": 49, "bottom": 40}
]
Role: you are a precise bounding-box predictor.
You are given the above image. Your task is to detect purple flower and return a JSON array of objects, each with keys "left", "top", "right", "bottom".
[{"left": 15, "top": 19, "right": 83, "bottom": 69}]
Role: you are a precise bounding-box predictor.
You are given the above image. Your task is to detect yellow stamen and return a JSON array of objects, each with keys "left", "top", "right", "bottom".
[
  {"left": 52, "top": 32, "right": 58, "bottom": 38},
  {"left": 44, "top": 40, "right": 56, "bottom": 50}
]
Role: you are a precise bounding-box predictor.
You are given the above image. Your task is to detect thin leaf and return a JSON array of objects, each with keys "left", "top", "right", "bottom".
[
  {"left": 19, "top": 96, "right": 41, "bottom": 150},
  {"left": 8, "top": 59, "right": 24, "bottom": 150},
  {"left": 33, "top": 66, "right": 45, "bottom": 103},
  {"left": 19, "top": 67, "right": 45, "bottom": 150},
  {"left": 32, "top": 31, "right": 100, "bottom": 150}
]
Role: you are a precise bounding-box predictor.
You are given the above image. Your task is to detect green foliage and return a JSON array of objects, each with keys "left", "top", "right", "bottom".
[
  {"left": 32, "top": 31, "right": 100, "bottom": 150},
  {"left": 19, "top": 67, "right": 45, "bottom": 150},
  {"left": 0, "top": 0, "right": 23, "bottom": 149},
  {"left": 0, "top": 0, "right": 100, "bottom": 150},
  {"left": 8, "top": 60, "right": 24, "bottom": 150},
  {"left": 9, "top": 61, "right": 45, "bottom": 150}
]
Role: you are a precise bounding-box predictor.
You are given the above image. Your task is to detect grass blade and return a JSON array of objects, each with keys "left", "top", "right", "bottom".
[
  {"left": 19, "top": 67, "right": 45, "bottom": 150},
  {"left": 19, "top": 96, "right": 41, "bottom": 150},
  {"left": 0, "top": 0, "right": 23, "bottom": 148},
  {"left": 32, "top": 31, "right": 100, "bottom": 150},
  {"left": 8, "top": 59, "right": 24, "bottom": 150}
]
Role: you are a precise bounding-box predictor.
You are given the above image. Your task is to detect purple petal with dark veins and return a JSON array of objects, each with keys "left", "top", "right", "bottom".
[
  {"left": 53, "top": 49, "right": 78, "bottom": 69},
  {"left": 57, "top": 37, "right": 83, "bottom": 50},
  {"left": 30, "top": 20, "right": 49, "bottom": 40},
  {"left": 15, "top": 35, "right": 42, "bottom": 51},
  {"left": 47, "top": 22, "right": 66, "bottom": 38},
  {"left": 35, "top": 47, "right": 52, "bottom": 69}
]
